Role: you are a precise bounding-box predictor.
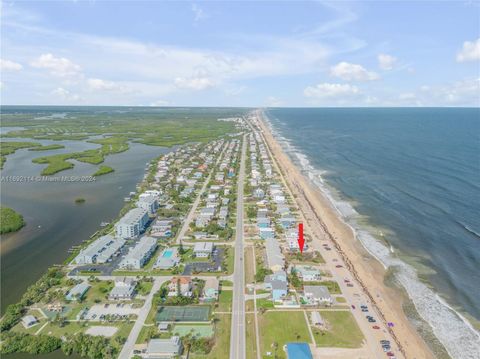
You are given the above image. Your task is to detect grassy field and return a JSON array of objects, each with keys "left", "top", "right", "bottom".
[
  {"left": 258, "top": 311, "right": 311, "bottom": 359},
  {"left": 191, "top": 313, "right": 231, "bottom": 359},
  {"left": 312, "top": 311, "right": 364, "bottom": 348},
  {"left": 244, "top": 246, "right": 255, "bottom": 284},
  {"left": 0, "top": 206, "right": 25, "bottom": 234},
  {"left": 246, "top": 313, "right": 258, "bottom": 359},
  {"left": 216, "top": 290, "right": 232, "bottom": 312}
]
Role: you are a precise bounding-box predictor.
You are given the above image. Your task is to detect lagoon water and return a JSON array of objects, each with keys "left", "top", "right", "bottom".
[
  {"left": 0, "top": 136, "right": 168, "bottom": 313},
  {"left": 266, "top": 108, "right": 480, "bottom": 357}
]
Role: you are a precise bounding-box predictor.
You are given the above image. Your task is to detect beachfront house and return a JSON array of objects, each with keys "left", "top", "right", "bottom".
[
  {"left": 303, "top": 285, "right": 333, "bottom": 306},
  {"left": 145, "top": 337, "right": 183, "bottom": 359},
  {"left": 115, "top": 207, "right": 149, "bottom": 239},
  {"left": 291, "top": 265, "right": 321, "bottom": 282}
]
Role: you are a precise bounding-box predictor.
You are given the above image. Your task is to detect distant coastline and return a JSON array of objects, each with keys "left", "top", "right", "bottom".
[{"left": 260, "top": 108, "right": 480, "bottom": 359}]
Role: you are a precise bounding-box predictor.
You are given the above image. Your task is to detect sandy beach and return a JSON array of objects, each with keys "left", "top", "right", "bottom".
[{"left": 253, "top": 110, "right": 435, "bottom": 359}]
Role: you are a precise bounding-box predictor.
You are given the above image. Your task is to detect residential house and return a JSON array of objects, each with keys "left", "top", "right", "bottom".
[
  {"left": 264, "top": 270, "right": 288, "bottom": 301},
  {"left": 66, "top": 282, "right": 90, "bottom": 301},
  {"left": 21, "top": 315, "right": 38, "bottom": 328},
  {"left": 303, "top": 286, "right": 333, "bottom": 306},
  {"left": 168, "top": 277, "right": 192, "bottom": 297},
  {"left": 202, "top": 277, "right": 219, "bottom": 302},
  {"left": 145, "top": 337, "right": 183, "bottom": 359},
  {"left": 109, "top": 277, "right": 136, "bottom": 300}
]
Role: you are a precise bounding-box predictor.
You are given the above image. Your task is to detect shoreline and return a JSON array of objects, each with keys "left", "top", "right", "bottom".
[{"left": 254, "top": 110, "right": 436, "bottom": 359}]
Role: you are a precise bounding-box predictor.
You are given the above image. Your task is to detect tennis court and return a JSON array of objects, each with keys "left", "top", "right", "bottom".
[
  {"left": 172, "top": 324, "right": 214, "bottom": 338},
  {"left": 156, "top": 306, "right": 210, "bottom": 322}
]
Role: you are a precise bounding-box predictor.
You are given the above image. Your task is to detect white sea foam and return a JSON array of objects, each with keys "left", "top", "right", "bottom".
[{"left": 263, "top": 113, "right": 480, "bottom": 359}]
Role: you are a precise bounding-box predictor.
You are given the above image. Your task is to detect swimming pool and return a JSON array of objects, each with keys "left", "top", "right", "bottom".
[{"left": 162, "top": 250, "right": 173, "bottom": 258}]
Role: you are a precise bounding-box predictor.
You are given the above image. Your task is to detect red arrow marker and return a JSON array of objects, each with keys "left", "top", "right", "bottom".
[{"left": 298, "top": 222, "right": 305, "bottom": 253}]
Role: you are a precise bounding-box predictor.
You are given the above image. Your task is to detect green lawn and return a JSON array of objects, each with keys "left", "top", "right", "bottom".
[
  {"left": 312, "top": 311, "right": 364, "bottom": 348},
  {"left": 258, "top": 311, "right": 311, "bottom": 359},
  {"left": 136, "top": 280, "right": 154, "bottom": 296},
  {"left": 256, "top": 298, "right": 274, "bottom": 310},
  {"left": 246, "top": 313, "right": 258, "bottom": 359},
  {"left": 216, "top": 290, "right": 232, "bottom": 312}
]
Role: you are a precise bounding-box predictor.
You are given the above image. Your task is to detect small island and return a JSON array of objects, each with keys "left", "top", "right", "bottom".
[
  {"left": 0, "top": 207, "right": 25, "bottom": 234},
  {"left": 74, "top": 198, "right": 86, "bottom": 204},
  {"left": 92, "top": 165, "right": 115, "bottom": 176}
]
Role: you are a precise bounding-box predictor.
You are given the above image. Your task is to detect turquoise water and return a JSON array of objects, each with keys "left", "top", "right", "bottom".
[
  {"left": 162, "top": 250, "right": 173, "bottom": 258},
  {"left": 265, "top": 108, "right": 480, "bottom": 358}
]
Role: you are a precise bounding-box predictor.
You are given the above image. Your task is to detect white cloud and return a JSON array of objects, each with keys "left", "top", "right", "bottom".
[
  {"left": 0, "top": 59, "right": 23, "bottom": 71},
  {"left": 456, "top": 38, "right": 480, "bottom": 62},
  {"left": 304, "top": 82, "right": 360, "bottom": 99},
  {"left": 378, "top": 54, "right": 397, "bottom": 70},
  {"left": 265, "top": 96, "right": 282, "bottom": 107},
  {"left": 87, "top": 78, "right": 126, "bottom": 92},
  {"left": 52, "top": 87, "right": 80, "bottom": 101},
  {"left": 31, "top": 53, "right": 81, "bottom": 77},
  {"left": 330, "top": 62, "right": 379, "bottom": 81},
  {"left": 191, "top": 4, "right": 208, "bottom": 23},
  {"left": 174, "top": 76, "right": 215, "bottom": 90}
]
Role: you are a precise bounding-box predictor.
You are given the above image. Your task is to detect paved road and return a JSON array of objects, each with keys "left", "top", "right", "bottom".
[
  {"left": 230, "top": 134, "right": 247, "bottom": 359},
  {"left": 176, "top": 143, "right": 227, "bottom": 244},
  {"left": 118, "top": 277, "right": 166, "bottom": 359}
]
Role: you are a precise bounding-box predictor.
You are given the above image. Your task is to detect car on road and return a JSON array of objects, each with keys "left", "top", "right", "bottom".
[
  {"left": 351, "top": 305, "right": 356, "bottom": 309},
  {"left": 372, "top": 325, "right": 380, "bottom": 329},
  {"left": 347, "top": 283, "right": 354, "bottom": 287},
  {"left": 336, "top": 264, "right": 343, "bottom": 268},
  {"left": 386, "top": 352, "right": 395, "bottom": 357}
]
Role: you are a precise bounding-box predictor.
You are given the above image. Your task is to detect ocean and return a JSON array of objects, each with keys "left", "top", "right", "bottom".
[{"left": 264, "top": 107, "right": 480, "bottom": 358}]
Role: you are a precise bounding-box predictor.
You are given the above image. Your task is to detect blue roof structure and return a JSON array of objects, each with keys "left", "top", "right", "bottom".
[{"left": 286, "top": 343, "right": 313, "bottom": 359}]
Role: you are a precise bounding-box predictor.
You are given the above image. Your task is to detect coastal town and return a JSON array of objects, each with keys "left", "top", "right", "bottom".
[{"left": 1, "top": 112, "right": 413, "bottom": 359}]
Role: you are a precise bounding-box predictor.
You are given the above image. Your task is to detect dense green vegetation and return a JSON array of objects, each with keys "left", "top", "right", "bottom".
[
  {"left": 1, "top": 267, "right": 64, "bottom": 332},
  {"left": 92, "top": 165, "right": 114, "bottom": 176},
  {"left": 0, "top": 206, "right": 25, "bottom": 234},
  {"left": 2, "top": 108, "right": 243, "bottom": 175},
  {"left": 75, "top": 197, "right": 86, "bottom": 204},
  {"left": 28, "top": 144, "right": 65, "bottom": 151},
  {"left": 0, "top": 141, "right": 41, "bottom": 168},
  {"left": 31, "top": 136, "right": 129, "bottom": 175},
  {"left": 0, "top": 332, "right": 62, "bottom": 355}
]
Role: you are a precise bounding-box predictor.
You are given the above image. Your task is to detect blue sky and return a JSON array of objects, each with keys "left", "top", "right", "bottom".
[{"left": 1, "top": 1, "right": 479, "bottom": 106}]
